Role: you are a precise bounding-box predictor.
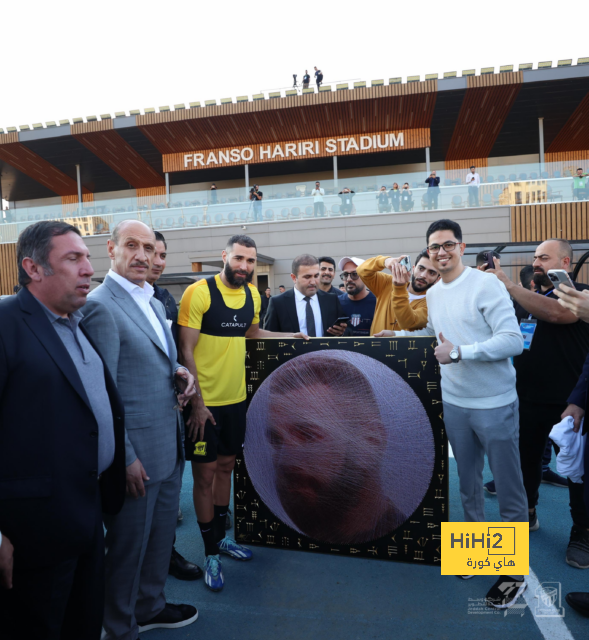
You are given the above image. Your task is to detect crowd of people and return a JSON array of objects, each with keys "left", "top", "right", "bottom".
[{"left": 1, "top": 215, "right": 589, "bottom": 639}]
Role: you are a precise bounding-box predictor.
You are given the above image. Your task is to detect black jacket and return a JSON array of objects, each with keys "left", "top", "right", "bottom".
[
  {"left": 153, "top": 283, "right": 178, "bottom": 346},
  {"left": 0, "top": 288, "right": 126, "bottom": 566},
  {"left": 264, "top": 288, "right": 349, "bottom": 335}
]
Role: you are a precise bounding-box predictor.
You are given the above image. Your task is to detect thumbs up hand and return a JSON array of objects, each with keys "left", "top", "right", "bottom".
[{"left": 434, "top": 332, "right": 456, "bottom": 365}]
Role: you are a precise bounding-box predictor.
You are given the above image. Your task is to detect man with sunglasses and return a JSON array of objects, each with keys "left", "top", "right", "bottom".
[
  {"left": 337, "top": 257, "right": 376, "bottom": 336},
  {"left": 393, "top": 219, "right": 528, "bottom": 610},
  {"left": 357, "top": 250, "right": 439, "bottom": 335}
]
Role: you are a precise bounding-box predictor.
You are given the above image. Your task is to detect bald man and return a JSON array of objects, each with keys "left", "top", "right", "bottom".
[
  {"left": 82, "top": 221, "right": 199, "bottom": 638},
  {"left": 489, "top": 239, "right": 589, "bottom": 567}
]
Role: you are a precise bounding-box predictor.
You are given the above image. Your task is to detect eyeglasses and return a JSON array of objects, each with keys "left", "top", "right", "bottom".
[
  {"left": 427, "top": 241, "right": 460, "bottom": 254},
  {"left": 340, "top": 272, "right": 360, "bottom": 281}
]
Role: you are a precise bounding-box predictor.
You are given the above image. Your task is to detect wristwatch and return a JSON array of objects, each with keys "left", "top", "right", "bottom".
[{"left": 449, "top": 347, "right": 460, "bottom": 363}]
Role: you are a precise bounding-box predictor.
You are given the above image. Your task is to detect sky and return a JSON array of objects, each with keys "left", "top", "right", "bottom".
[{"left": 1, "top": 1, "right": 587, "bottom": 130}]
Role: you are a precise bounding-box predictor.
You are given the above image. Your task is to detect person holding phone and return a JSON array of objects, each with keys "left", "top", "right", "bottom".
[
  {"left": 338, "top": 257, "right": 377, "bottom": 336},
  {"left": 389, "top": 183, "right": 401, "bottom": 212},
  {"left": 487, "top": 239, "right": 589, "bottom": 569},
  {"left": 264, "top": 254, "right": 350, "bottom": 337},
  {"left": 424, "top": 171, "right": 441, "bottom": 210},
  {"left": 358, "top": 249, "right": 440, "bottom": 336}
]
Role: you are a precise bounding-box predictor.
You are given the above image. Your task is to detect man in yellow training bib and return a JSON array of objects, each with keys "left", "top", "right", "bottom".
[{"left": 178, "top": 235, "right": 306, "bottom": 592}]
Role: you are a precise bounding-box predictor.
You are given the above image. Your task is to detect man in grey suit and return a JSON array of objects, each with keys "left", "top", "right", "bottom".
[{"left": 83, "top": 220, "right": 198, "bottom": 639}]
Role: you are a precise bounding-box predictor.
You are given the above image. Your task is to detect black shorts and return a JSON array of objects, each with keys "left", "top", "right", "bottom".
[{"left": 184, "top": 400, "right": 247, "bottom": 463}]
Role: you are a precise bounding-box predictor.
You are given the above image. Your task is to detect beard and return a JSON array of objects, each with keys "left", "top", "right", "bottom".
[
  {"left": 533, "top": 269, "right": 551, "bottom": 289},
  {"left": 346, "top": 281, "right": 364, "bottom": 296},
  {"left": 224, "top": 262, "right": 253, "bottom": 286},
  {"left": 411, "top": 274, "right": 434, "bottom": 293}
]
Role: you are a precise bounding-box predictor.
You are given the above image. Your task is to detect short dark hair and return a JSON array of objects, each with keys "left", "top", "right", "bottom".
[
  {"left": 426, "top": 219, "right": 463, "bottom": 244},
  {"left": 279, "top": 285, "right": 285, "bottom": 289},
  {"left": 475, "top": 250, "right": 500, "bottom": 267},
  {"left": 265, "top": 287, "right": 271, "bottom": 290},
  {"left": 470, "top": 165, "right": 475, "bottom": 169},
  {"left": 17, "top": 221, "right": 81, "bottom": 286},
  {"left": 318, "top": 256, "right": 335, "bottom": 269},
  {"left": 415, "top": 249, "right": 430, "bottom": 265},
  {"left": 154, "top": 230, "right": 167, "bottom": 250},
  {"left": 578, "top": 168, "right": 584, "bottom": 172},
  {"left": 520, "top": 265, "right": 535, "bottom": 290},
  {"left": 292, "top": 254, "right": 319, "bottom": 276},
  {"left": 226, "top": 234, "right": 257, "bottom": 252}
]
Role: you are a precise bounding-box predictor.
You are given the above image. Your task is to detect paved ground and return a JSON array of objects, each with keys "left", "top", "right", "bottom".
[{"left": 145, "top": 459, "right": 588, "bottom": 640}]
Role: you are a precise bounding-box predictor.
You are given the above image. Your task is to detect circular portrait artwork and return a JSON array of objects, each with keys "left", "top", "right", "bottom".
[{"left": 244, "top": 350, "right": 435, "bottom": 545}]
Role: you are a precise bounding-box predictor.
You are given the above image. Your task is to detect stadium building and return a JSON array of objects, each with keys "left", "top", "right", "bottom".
[{"left": 2, "top": 59, "right": 589, "bottom": 295}]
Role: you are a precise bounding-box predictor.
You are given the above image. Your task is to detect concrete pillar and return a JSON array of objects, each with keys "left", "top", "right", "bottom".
[
  {"left": 333, "top": 155, "right": 338, "bottom": 189},
  {"left": 75, "top": 164, "right": 82, "bottom": 211},
  {"left": 245, "top": 164, "right": 250, "bottom": 192},
  {"left": 538, "top": 117, "right": 545, "bottom": 175},
  {"left": 425, "top": 147, "right": 431, "bottom": 175},
  {"left": 165, "top": 172, "right": 170, "bottom": 206}
]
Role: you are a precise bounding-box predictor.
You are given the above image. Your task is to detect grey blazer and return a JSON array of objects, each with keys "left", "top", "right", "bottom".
[{"left": 82, "top": 275, "right": 183, "bottom": 484}]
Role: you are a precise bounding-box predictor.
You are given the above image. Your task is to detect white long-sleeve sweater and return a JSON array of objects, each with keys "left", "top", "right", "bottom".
[{"left": 407, "top": 266, "right": 524, "bottom": 409}]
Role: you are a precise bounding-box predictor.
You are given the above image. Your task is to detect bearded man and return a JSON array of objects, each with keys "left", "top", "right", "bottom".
[{"left": 356, "top": 250, "right": 440, "bottom": 336}]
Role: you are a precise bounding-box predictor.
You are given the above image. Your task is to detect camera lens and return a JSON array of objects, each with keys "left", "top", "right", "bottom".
[{"left": 549, "top": 273, "right": 557, "bottom": 281}]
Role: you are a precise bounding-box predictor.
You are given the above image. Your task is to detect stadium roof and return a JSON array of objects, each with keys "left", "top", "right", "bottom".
[{"left": 2, "top": 62, "right": 589, "bottom": 203}]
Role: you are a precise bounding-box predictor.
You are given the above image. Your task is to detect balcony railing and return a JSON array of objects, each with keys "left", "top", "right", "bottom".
[{"left": 1, "top": 159, "right": 588, "bottom": 243}]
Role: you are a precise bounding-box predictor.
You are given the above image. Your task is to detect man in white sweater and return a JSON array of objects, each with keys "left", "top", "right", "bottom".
[{"left": 392, "top": 219, "right": 528, "bottom": 610}]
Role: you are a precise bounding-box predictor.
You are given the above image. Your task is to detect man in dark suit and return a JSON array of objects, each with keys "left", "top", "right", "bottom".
[
  {"left": 264, "top": 254, "right": 349, "bottom": 336},
  {"left": 0, "top": 221, "right": 126, "bottom": 640}
]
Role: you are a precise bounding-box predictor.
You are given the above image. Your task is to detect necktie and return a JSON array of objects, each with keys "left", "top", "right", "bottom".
[{"left": 304, "top": 296, "right": 316, "bottom": 337}]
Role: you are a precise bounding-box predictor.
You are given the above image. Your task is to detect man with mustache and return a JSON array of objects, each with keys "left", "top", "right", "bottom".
[
  {"left": 178, "top": 236, "right": 309, "bottom": 592},
  {"left": 82, "top": 220, "right": 198, "bottom": 637},
  {"left": 358, "top": 250, "right": 440, "bottom": 336},
  {"left": 489, "top": 239, "right": 589, "bottom": 569}
]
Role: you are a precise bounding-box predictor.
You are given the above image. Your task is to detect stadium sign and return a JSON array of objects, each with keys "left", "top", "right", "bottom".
[{"left": 163, "top": 129, "right": 430, "bottom": 172}]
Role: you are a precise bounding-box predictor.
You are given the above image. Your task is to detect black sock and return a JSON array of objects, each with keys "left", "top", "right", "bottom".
[
  {"left": 214, "top": 504, "right": 229, "bottom": 544},
  {"left": 198, "top": 519, "right": 219, "bottom": 556}
]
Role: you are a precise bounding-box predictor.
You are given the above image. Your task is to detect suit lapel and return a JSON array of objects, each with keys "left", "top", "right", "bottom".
[
  {"left": 104, "top": 276, "right": 169, "bottom": 359},
  {"left": 150, "top": 297, "right": 176, "bottom": 365},
  {"left": 18, "top": 289, "right": 93, "bottom": 412},
  {"left": 286, "top": 290, "right": 300, "bottom": 332},
  {"left": 317, "top": 292, "right": 330, "bottom": 335}
]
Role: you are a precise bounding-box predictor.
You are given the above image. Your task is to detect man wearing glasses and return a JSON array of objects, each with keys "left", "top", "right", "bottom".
[
  {"left": 337, "top": 257, "right": 377, "bottom": 336},
  {"left": 394, "top": 219, "right": 528, "bottom": 611},
  {"left": 356, "top": 250, "right": 439, "bottom": 335}
]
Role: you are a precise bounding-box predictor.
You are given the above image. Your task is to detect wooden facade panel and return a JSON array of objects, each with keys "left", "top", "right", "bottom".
[
  {"left": 546, "top": 92, "right": 589, "bottom": 153},
  {"left": 446, "top": 79, "right": 522, "bottom": 162},
  {"left": 511, "top": 202, "right": 589, "bottom": 242},
  {"left": 165, "top": 129, "right": 430, "bottom": 173},
  {"left": 0, "top": 143, "right": 87, "bottom": 197},
  {"left": 73, "top": 130, "right": 165, "bottom": 188},
  {"left": 140, "top": 92, "right": 438, "bottom": 155},
  {"left": 0, "top": 242, "right": 18, "bottom": 296},
  {"left": 466, "top": 71, "right": 523, "bottom": 89}
]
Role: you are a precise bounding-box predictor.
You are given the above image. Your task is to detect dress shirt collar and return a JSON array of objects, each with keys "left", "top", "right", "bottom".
[
  {"left": 108, "top": 269, "right": 154, "bottom": 299},
  {"left": 36, "top": 297, "right": 83, "bottom": 331},
  {"left": 294, "top": 286, "right": 317, "bottom": 303}
]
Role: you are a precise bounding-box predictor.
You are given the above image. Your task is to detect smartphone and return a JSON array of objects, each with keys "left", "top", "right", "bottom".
[
  {"left": 483, "top": 251, "right": 496, "bottom": 271},
  {"left": 399, "top": 255, "right": 412, "bottom": 272},
  {"left": 547, "top": 269, "right": 574, "bottom": 290},
  {"left": 334, "top": 316, "right": 350, "bottom": 326}
]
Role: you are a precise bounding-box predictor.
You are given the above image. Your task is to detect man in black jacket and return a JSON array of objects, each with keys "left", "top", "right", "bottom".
[
  {"left": 264, "top": 254, "right": 349, "bottom": 336},
  {"left": 424, "top": 171, "right": 441, "bottom": 210},
  {"left": 0, "top": 221, "right": 126, "bottom": 640},
  {"left": 260, "top": 287, "right": 272, "bottom": 327}
]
